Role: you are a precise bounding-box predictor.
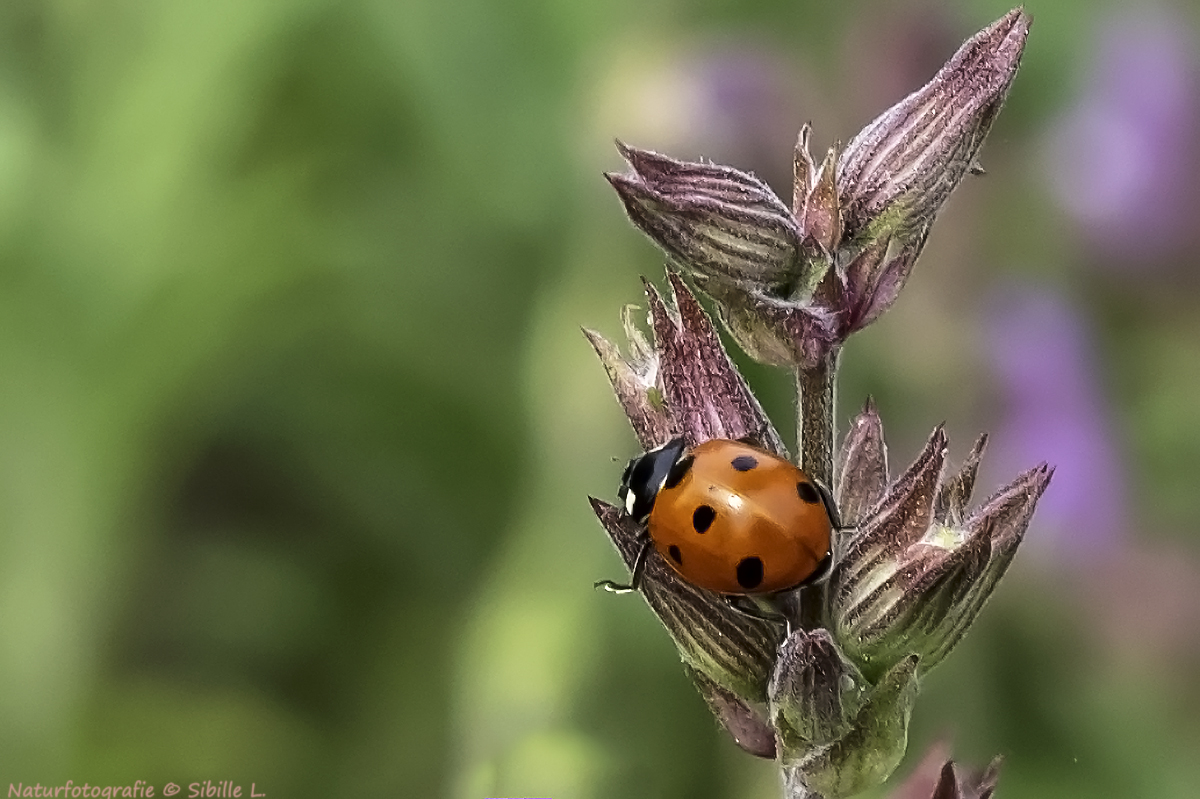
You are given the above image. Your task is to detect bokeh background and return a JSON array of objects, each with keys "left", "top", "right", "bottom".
[{"left": 0, "top": 0, "right": 1196, "bottom": 797}]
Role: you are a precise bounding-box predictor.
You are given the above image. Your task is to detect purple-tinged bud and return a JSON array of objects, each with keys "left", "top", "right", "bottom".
[
  {"left": 924, "top": 464, "right": 1053, "bottom": 667},
  {"left": 836, "top": 425, "right": 949, "bottom": 596},
  {"left": 687, "top": 665, "right": 777, "bottom": 759},
  {"left": 781, "top": 654, "right": 920, "bottom": 798},
  {"left": 607, "top": 142, "right": 804, "bottom": 291},
  {"left": 604, "top": 11, "right": 1030, "bottom": 371},
  {"left": 838, "top": 9, "right": 1029, "bottom": 246},
  {"left": 928, "top": 758, "right": 1003, "bottom": 799},
  {"left": 584, "top": 275, "right": 787, "bottom": 452},
  {"left": 820, "top": 9, "right": 1029, "bottom": 340},
  {"left": 691, "top": 273, "right": 842, "bottom": 369},
  {"left": 583, "top": 305, "right": 670, "bottom": 450},
  {"left": 645, "top": 273, "right": 787, "bottom": 452},
  {"left": 769, "top": 629, "right": 868, "bottom": 751},
  {"left": 793, "top": 124, "right": 844, "bottom": 257},
  {"left": 835, "top": 397, "right": 890, "bottom": 526},
  {"left": 935, "top": 434, "right": 987, "bottom": 527},
  {"left": 828, "top": 410, "right": 1053, "bottom": 681},
  {"left": 839, "top": 229, "right": 928, "bottom": 334}
]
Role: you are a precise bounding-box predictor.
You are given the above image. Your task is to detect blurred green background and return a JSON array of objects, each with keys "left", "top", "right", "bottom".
[{"left": 0, "top": 0, "right": 1197, "bottom": 797}]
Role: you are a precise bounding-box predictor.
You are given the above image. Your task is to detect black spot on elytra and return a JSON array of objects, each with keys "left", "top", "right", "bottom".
[
  {"left": 664, "top": 455, "right": 695, "bottom": 489},
  {"left": 692, "top": 505, "right": 716, "bottom": 533},
  {"left": 796, "top": 481, "right": 821, "bottom": 504},
  {"left": 730, "top": 455, "right": 758, "bottom": 472},
  {"left": 736, "top": 556, "right": 764, "bottom": 590},
  {"left": 668, "top": 544, "right": 682, "bottom": 564}
]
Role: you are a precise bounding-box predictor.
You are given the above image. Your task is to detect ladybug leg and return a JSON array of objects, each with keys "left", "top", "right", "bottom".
[
  {"left": 814, "top": 479, "right": 862, "bottom": 568},
  {"left": 594, "top": 532, "right": 652, "bottom": 594},
  {"left": 814, "top": 479, "right": 843, "bottom": 529},
  {"left": 724, "top": 595, "right": 792, "bottom": 636},
  {"left": 801, "top": 550, "right": 834, "bottom": 586}
]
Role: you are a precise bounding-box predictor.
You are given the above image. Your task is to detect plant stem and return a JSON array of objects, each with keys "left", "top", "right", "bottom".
[
  {"left": 795, "top": 346, "right": 839, "bottom": 633},
  {"left": 795, "top": 347, "right": 839, "bottom": 487},
  {"left": 782, "top": 764, "right": 828, "bottom": 799}
]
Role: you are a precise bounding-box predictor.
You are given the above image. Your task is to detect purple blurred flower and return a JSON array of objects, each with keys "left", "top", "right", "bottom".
[
  {"left": 1042, "top": 8, "right": 1200, "bottom": 262},
  {"left": 689, "top": 49, "right": 814, "bottom": 191},
  {"left": 985, "top": 283, "right": 1126, "bottom": 556}
]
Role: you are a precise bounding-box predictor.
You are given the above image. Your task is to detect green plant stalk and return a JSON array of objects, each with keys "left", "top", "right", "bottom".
[
  {"left": 795, "top": 346, "right": 839, "bottom": 636},
  {"left": 796, "top": 346, "right": 839, "bottom": 488}
]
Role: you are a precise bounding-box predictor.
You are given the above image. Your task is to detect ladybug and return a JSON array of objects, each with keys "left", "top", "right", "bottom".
[{"left": 598, "top": 437, "right": 837, "bottom": 598}]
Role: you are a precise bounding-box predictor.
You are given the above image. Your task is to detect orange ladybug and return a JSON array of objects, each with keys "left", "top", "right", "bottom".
[{"left": 601, "top": 437, "right": 836, "bottom": 596}]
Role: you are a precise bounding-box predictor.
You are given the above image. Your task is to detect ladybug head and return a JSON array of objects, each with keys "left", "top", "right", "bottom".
[{"left": 617, "top": 437, "right": 688, "bottom": 523}]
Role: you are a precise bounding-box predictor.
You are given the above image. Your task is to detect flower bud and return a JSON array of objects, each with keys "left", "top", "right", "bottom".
[
  {"left": 583, "top": 304, "right": 670, "bottom": 450},
  {"left": 690, "top": 274, "right": 841, "bottom": 369},
  {"left": 793, "top": 124, "right": 844, "bottom": 257},
  {"left": 781, "top": 654, "right": 920, "bottom": 798},
  {"left": 829, "top": 408, "right": 1053, "bottom": 681},
  {"left": 926, "top": 758, "right": 1003, "bottom": 799},
  {"left": 607, "top": 142, "right": 803, "bottom": 291},
  {"left": 838, "top": 9, "right": 1029, "bottom": 246},
  {"left": 686, "top": 664, "right": 777, "bottom": 759},
  {"left": 827, "top": 9, "right": 1028, "bottom": 338},
  {"left": 768, "top": 628, "right": 868, "bottom": 751},
  {"left": 834, "top": 396, "right": 889, "bottom": 526}
]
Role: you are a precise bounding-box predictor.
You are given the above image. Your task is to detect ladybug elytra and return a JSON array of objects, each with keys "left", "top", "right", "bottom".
[{"left": 602, "top": 437, "right": 837, "bottom": 597}]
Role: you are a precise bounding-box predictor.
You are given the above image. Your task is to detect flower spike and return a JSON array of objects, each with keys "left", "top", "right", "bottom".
[{"left": 591, "top": 10, "right": 1046, "bottom": 796}]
